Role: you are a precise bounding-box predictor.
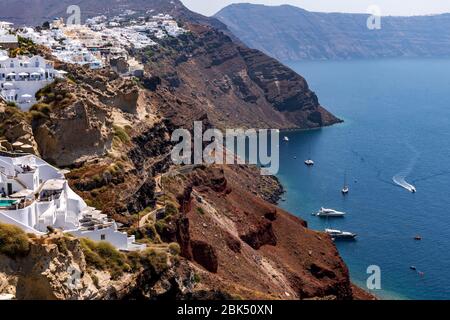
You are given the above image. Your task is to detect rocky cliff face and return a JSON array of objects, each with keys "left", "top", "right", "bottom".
[
  {"left": 216, "top": 4, "right": 450, "bottom": 61},
  {"left": 137, "top": 23, "right": 339, "bottom": 130},
  {"left": 159, "top": 165, "right": 359, "bottom": 299},
  {"left": 0, "top": 101, "right": 39, "bottom": 155}
]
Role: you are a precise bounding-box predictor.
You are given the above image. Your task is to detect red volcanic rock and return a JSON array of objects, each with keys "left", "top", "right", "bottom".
[
  {"left": 224, "top": 232, "right": 242, "bottom": 253},
  {"left": 191, "top": 240, "right": 219, "bottom": 273},
  {"left": 164, "top": 165, "right": 365, "bottom": 300},
  {"left": 238, "top": 219, "right": 277, "bottom": 250}
]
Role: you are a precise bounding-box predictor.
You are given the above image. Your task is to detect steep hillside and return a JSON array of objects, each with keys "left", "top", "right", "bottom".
[
  {"left": 159, "top": 164, "right": 358, "bottom": 299},
  {"left": 137, "top": 23, "right": 339, "bottom": 129},
  {"left": 215, "top": 4, "right": 450, "bottom": 61}
]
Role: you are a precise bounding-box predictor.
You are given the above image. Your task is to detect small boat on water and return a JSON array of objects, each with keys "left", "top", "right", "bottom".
[
  {"left": 342, "top": 186, "right": 349, "bottom": 194},
  {"left": 410, "top": 266, "right": 417, "bottom": 271},
  {"left": 314, "top": 207, "right": 346, "bottom": 217},
  {"left": 414, "top": 235, "right": 422, "bottom": 241},
  {"left": 304, "top": 144, "right": 314, "bottom": 166},
  {"left": 283, "top": 136, "right": 289, "bottom": 142},
  {"left": 325, "top": 229, "right": 357, "bottom": 240},
  {"left": 342, "top": 174, "right": 349, "bottom": 195}
]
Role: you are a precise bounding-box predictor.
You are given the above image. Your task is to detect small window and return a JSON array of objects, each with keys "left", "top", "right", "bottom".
[{"left": 100, "top": 234, "right": 106, "bottom": 241}]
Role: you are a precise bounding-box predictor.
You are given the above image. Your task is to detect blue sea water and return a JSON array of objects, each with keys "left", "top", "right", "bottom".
[{"left": 277, "top": 59, "right": 450, "bottom": 300}]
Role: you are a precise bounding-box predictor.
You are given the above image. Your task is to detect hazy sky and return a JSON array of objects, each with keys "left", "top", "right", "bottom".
[{"left": 181, "top": 0, "right": 450, "bottom": 16}]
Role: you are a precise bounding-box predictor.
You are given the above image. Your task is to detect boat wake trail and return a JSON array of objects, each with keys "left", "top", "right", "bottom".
[
  {"left": 393, "top": 175, "right": 416, "bottom": 193},
  {"left": 392, "top": 142, "right": 419, "bottom": 193}
]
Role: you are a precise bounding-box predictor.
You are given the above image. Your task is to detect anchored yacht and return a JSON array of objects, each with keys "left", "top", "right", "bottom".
[
  {"left": 314, "top": 207, "right": 346, "bottom": 217},
  {"left": 325, "top": 229, "right": 357, "bottom": 240}
]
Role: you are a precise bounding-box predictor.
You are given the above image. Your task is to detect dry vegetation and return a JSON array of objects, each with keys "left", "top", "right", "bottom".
[{"left": 0, "top": 223, "right": 30, "bottom": 258}]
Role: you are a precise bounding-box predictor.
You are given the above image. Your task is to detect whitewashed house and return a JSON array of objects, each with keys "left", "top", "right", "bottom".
[
  {"left": 0, "top": 22, "right": 18, "bottom": 49},
  {"left": 0, "top": 152, "right": 144, "bottom": 251},
  {"left": 0, "top": 53, "right": 65, "bottom": 109}
]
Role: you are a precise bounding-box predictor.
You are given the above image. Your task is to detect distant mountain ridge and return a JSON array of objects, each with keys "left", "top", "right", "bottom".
[{"left": 215, "top": 4, "right": 450, "bottom": 61}]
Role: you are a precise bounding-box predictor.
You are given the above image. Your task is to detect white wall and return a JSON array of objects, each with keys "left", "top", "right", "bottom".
[
  {"left": 16, "top": 171, "right": 38, "bottom": 191},
  {"left": 70, "top": 225, "right": 131, "bottom": 251}
]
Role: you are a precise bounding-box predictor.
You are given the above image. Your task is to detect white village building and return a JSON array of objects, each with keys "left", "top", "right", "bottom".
[
  {"left": 0, "top": 22, "right": 18, "bottom": 49},
  {"left": 0, "top": 152, "right": 144, "bottom": 251},
  {"left": 0, "top": 53, "right": 66, "bottom": 109}
]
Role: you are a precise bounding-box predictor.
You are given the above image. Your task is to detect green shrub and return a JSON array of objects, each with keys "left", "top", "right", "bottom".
[
  {"left": 0, "top": 223, "right": 30, "bottom": 258},
  {"left": 92, "top": 175, "right": 102, "bottom": 184},
  {"left": 80, "top": 238, "right": 105, "bottom": 269},
  {"left": 155, "top": 220, "right": 168, "bottom": 235},
  {"left": 30, "top": 103, "right": 51, "bottom": 115},
  {"left": 168, "top": 242, "right": 181, "bottom": 256},
  {"left": 30, "top": 110, "right": 49, "bottom": 121},
  {"left": 193, "top": 273, "right": 201, "bottom": 283},
  {"left": 113, "top": 125, "right": 131, "bottom": 144},
  {"left": 140, "top": 249, "right": 168, "bottom": 275},
  {"left": 80, "top": 238, "right": 130, "bottom": 279},
  {"left": 91, "top": 273, "right": 99, "bottom": 288},
  {"left": 165, "top": 201, "right": 179, "bottom": 217}
]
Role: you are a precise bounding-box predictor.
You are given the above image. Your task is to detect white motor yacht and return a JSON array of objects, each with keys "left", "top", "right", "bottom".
[
  {"left": 325, "top": 228, "right": 357, "bottom": 240},
  {"left": 314, "top": 207, "right": 346, "bottom": 217}
]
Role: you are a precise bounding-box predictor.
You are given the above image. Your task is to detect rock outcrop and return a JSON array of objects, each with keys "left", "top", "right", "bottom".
[
  {"left": 0, "top": 101, "right": 39, "bottom": 155},
  {"left": 30, "top": 65, "right": 150, "bottom": 167}
]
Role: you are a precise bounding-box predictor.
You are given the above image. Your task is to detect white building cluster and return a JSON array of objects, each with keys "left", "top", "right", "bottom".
[
  {"left": 0, "top": 51, "right": 66, "bottom": 109},
  {"left": 18, "top": 12, "right": 187, "bottom": 75},
  {"left": 0, "top": 22, "right": 18, "bottom": 49},
  {"left": 0, "top": 152, "right": 144, "bottom": 251}
]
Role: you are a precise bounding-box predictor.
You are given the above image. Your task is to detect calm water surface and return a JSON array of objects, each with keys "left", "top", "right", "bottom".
[{"left": 277, "top": 59, "right": 450, "bottom": 300}]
